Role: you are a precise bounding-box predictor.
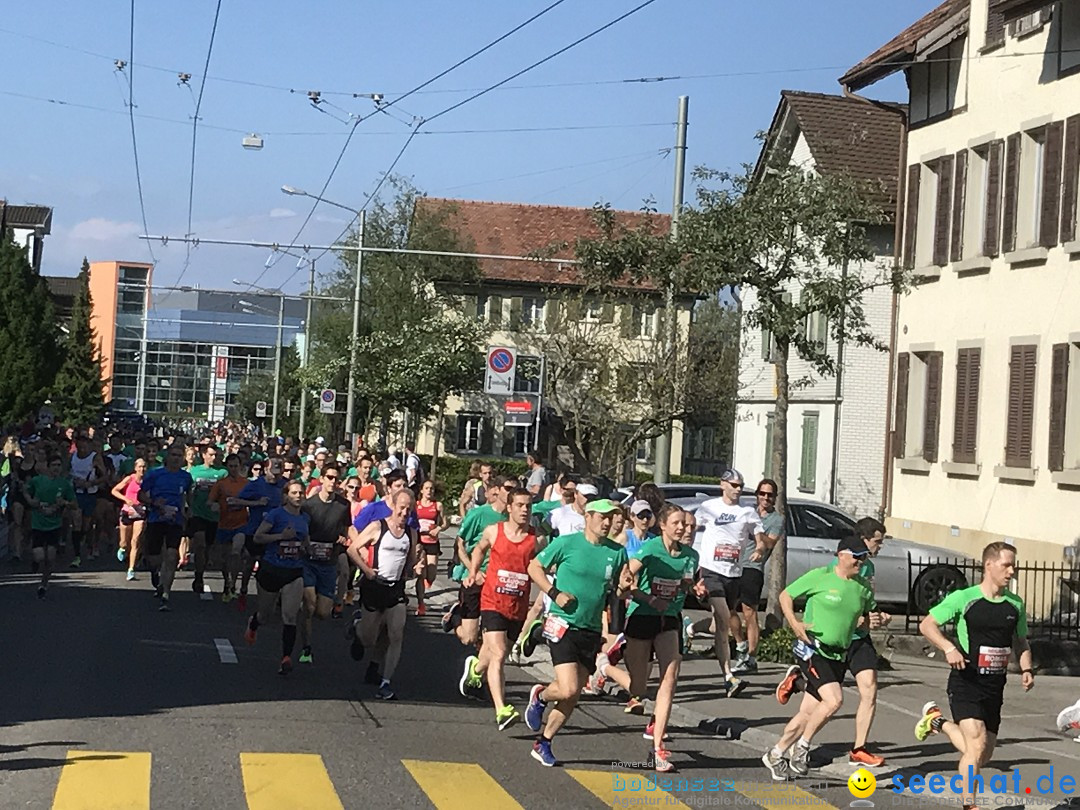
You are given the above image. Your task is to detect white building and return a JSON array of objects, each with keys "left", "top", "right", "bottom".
[
  {"left": 844, "top": 0, "right": 1080, "bottom": 561},
  {"left": 733, "top": 91, "right": 902, "bottom": 518},
  {"left": 0, "top": 202, "right": 52, "bottom": 273}
]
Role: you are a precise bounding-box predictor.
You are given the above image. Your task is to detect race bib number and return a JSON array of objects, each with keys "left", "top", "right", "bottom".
[
  {"left": 793, "top": 639, "right": 817, "bottom": 661},
  {"left": 278, "top": 541, "right": 302, "bottom": 561},
  {"left": 419, "top": 518, "right": 435, "bottom": 533},
  {"left": 495, "top": 569, "right": 529, "bottom": 598},
  {"left": 977, "top": 645, "right": 1009, "bottom": 675},
  {"left": 542, "top": 614, "right": 570, "bottom": 643},
  {"left": 309, "top": 541, "right": 333, "bottom": 562},
  {"left": 713, "top": 543, "right": 740, "bottom": 563},
  {"left": 651, "top": 577, "right": 680, "bottom": 600}
]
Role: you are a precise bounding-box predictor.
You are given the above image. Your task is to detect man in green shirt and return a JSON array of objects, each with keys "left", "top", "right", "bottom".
[
  {"left": 762, "top": 534, "right": 875, "bottom": 782},
  {"left": 25, "top": 455, "right": 76, "bottom": 599},
  {"left": 524, "top": 498, "right": 631, "bottom": 767},
  {"left": 187, "top": 444, "right": 226, "bottom": 593}
]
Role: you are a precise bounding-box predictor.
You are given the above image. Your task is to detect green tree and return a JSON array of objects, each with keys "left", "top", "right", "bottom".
[
  {"left": 233, "top": 344, "right": 302, "bottom": 436},
  {"left": 0, "top": 237, "right": 60, "bottom": 425},
  {"left": 52, "top": 259, "right": 105, "bottom": 425}
]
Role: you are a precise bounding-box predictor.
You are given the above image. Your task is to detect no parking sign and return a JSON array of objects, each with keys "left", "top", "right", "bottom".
[
  {"left": 484, "top": 347, "right": 516, "bottom": 395},
  {"left": 319, "top": 389, "right": 336, "bottom": 414}
]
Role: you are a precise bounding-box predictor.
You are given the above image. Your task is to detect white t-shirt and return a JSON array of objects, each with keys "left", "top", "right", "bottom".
[
  {"left": 386, "top": 454, "right": 401, "bottom": 471},
  {"left": 548, "top": 504, "right": 585, "bottom": 536},
  {"left": 405, "top": 453, "right": 420, "bottom": 484},
  {"left": 694, "top": 497, "right": 763, "bottom": 578}
]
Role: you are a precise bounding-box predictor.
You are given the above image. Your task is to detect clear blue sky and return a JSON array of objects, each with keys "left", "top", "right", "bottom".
[{"left": 1, "top": 1, "right": 936, "bottom": 292}]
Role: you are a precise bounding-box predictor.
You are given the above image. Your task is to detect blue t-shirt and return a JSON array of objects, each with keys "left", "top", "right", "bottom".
[
  {"left": 260, "top": 506, "right": 309, "bottom": 569},
  {"left": 142, "top": 467, "right": 193, "bottom": 525},
  {"left": 624, "top": 528, "right": 658, "bottom": 557},
  {"left": 238, "top": 477, "right": 282, "bottom": 533},
  {"left": 352, "top": 499, "right": 420, "bottom": 533}
]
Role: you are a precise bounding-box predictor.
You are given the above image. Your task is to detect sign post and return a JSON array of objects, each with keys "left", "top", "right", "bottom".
[
  {"left": 319, "top": 389, "right": 336, "bottom": 415},
  {"left": 484, "top": 347, "right": 516, "bottom": 395}
]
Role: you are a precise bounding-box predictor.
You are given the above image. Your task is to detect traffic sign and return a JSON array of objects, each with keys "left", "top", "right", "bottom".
[
  {"left": 319, "top": 389, "right": 336, "bottom": 414},
  {"left": 255, "top": 400, "right": 267, "bottom": 418},
  {"left": 484, "top": 346, "right": 516, "bottom": 395}
]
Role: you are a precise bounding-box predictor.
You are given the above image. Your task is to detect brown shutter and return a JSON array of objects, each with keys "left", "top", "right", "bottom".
[
  {"left": 984, "top": 140, "right": 1004, "bottom": 257},
  {"left": 894, "top": 352, "right": 910, "bottom": 458},
  {"left": 951, "top": 150, "right": 968, "bottom": 262},
  {"left": 952, "top": 348, "right": 981, "bottom": 464},
  {"left": 986, "top": 4, "right": 1006, "bottom": 49},
  {"left": 933, "top": 157, "right": 954, "bottom": 266},
  {"left": 1040, "top": 121, "right": 1065, "bottom": 248},
  {"left": 1061, "top": 115, "right": 1080, "bottom": 244},
  {"left": 923, "top": 351, "right": 943, "bottom": 463},
  {"left": 1005, "top": 344, "right": 1037, "bottom": 468},
  {"left": 903, "top": 165, "right": 921, "bottom": 269},
  {"left": 1002, "top": 133, "right": 1021, "bottom": 254},
  {"left": 1049, "top": 343, "right": 1070, "bottom": 472}
]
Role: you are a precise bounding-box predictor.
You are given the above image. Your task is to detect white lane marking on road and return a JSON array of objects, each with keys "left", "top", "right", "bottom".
[
  {"left": 201, "top": 583, "right": 212, "bottom": 601},
  {"left": 214, "top": 638, "right": 237, "bottom": 664}
]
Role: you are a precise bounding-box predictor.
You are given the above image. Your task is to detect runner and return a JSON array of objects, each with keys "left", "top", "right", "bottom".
[
  {"left": 761, "top": 534, "right": 876, "bottom": 781},
  {"left": 111, "top": 457, "right": 147, "bottom": 581},
  {"left": 915, "top": 542, "right": 1033, "bottom": 810},
  {"left": 524, "top": 498, "right": 631, "bottom": 767},
  {"left": 414, "top": 479, "right": 447, "bottom": 616},
  {"left": 233, "top": 457, "right": 284, "bottom": 611},
  {"left": 187, "top": 444, "right": 226, "bottom": 595},
  {"left": 459, "top": 487, "right": 538, "bottom": 728},
  {"left": 623, "top": 503, "right": 703, "bottom": 773},
  {"left": 625, "top": 499, "right": 658, "bottom": 557},
  {"left": 346, "top": 488, "right": 423, "bottom": 700},
  {"left": 25, "top": 455, "right": 75, "bottom": 598},
  {"left": 208, "top": 454, "right": 250, "bottom": 601},
  {"left": 245, "top": 480, "right": 309, "bottom": 675},
  {"left": 69, "top": 432, "right": 107, "bottom": 566},
  {"left": 458, "top": 461, "right": 492, "bottom": 517},
  {"left": 732, "top": 478, "right": 784, "bottom": 676},
  {"left": 298, "top": 462, "right": 351, "bottom": 664},
  {"left": 690, "top": 469, "right": 764, "bottom": 697},
  {"left": 545, "top": 481, "right": 592, "bottom": 537},
  {"left": 139, "top": 445, "right": 194, "bottom": 612}
]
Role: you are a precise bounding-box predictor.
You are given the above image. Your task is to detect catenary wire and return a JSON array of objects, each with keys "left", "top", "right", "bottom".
[{"left": 126, "top": 0, "right": 157, "bottom": 267}]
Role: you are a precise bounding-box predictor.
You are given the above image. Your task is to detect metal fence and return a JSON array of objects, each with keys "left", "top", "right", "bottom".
[{"left": 905, "top": 554, "right": 1080, "bottom": 640}]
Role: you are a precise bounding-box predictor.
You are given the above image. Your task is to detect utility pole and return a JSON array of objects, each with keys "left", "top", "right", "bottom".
[
  {"left": 271, "top": 294, "right": 284, "bottom": 435},
  {"left": 653, "top": 94, "right": 688, "bottom": 484},
  {"left": 344, "top": 212, "right": 364, "bottom": 445},
  {"left": 297, "top": 259, "right": 315, "bottom": 442}
]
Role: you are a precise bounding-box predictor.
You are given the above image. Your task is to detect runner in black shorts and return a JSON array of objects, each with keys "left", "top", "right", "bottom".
[
  {"left": 139, "top": 445, "right": 194, "bottom": 612},
  {"left": 917, "top": 542, "right": 1034, "bottom": 810},
  {"left": 24, "top": 456, "right": 75, "bottom": 599}
]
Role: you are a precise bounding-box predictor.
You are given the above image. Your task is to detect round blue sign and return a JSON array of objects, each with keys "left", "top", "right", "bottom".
[
  {"left": 321, "top": 390, "right": 335, "bottom": 403},
  {"left": 489, "top": 349, "right": 513, "bottom": 374}
]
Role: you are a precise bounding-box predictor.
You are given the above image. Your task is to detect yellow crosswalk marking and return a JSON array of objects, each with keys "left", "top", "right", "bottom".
[
  {"left": 240, "top": 753, "right": 344, "bottom": 810},
  {"left": 403, "top": 760, "right": 525, "bottom": 809},
  {"left": 52, "top": 750, "right": 151, "bottom": 810},
  {"left": 731, "top": 781, "right": 841, "bottom": 810},
  {"left": 567, "top": 768, "right": 692, "bottom": 808}
]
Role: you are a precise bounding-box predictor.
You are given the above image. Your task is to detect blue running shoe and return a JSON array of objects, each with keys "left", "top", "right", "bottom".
[
  {"left": 531, "top": 739, "right": 557, "bottom": 767},
  {"left": 525, "top": 684, "right": 547, "bottom": 731}
]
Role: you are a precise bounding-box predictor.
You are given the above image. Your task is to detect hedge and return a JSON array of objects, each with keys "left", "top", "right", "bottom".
[
  {"left": 419, "top": 455, "right": 529, "bottom": 509},
  {"left": 633, "top": 472, "right": 720, "bottom": 486}
]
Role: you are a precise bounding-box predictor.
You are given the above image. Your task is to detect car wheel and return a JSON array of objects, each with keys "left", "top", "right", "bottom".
[{"left": 911, "top": 565, "right": 967, "bottom": 613}]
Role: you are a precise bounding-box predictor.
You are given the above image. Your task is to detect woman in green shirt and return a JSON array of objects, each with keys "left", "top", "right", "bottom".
[{"left": 623, "top": 503, "right": 704, "bottom": 774}]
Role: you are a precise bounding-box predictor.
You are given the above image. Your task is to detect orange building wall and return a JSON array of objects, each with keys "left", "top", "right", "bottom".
[{"left": 88, "top": 261, "right": 152, "bottom": 402}]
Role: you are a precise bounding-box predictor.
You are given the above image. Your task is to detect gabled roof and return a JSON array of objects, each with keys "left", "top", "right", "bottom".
[
  {"left": 0, "top": 202, "right": 53, "bottom": 233},
  {"left": 840, "top": 0, "right": 969, "bottom": 91},
  {"left": 758, "top": 91, "right": 905, "bottom": 211},
  {"left": 415, "top": 197, "right": 670, "bottom": 288}
]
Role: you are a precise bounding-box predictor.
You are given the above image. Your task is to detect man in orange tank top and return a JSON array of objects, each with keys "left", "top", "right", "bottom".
[{"left": 460, "top": 487, "right": 538, "bottom": 730}]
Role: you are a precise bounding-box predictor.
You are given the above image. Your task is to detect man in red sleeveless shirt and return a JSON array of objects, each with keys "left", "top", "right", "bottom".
[{"left": 460, "top": 487, "right": 538, "bottom": 730}]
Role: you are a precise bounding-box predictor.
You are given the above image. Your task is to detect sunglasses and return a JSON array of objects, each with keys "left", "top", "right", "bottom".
[
  {"left": 635, "top": 511, "right": 653, "bottom": 519},
  {"left": 756, "top": 490, "right": 777, "bottom": 498},
  {"left": 323, "top": 474, "right": 339, "bottom": 481}
]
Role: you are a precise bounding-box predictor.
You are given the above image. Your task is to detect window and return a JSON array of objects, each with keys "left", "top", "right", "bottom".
[
  {"left": 804, "top": 310, "right": 827, "bottom": 352},
  {"left": 1058, "top": 0, "right": 1080, "bottom": 75},
  {"left": 514, "top": 355, "right": 542, "bottom": 394},
  {"left": 1011, "top": 7, "right": 1050, "bottom": 38},
  {"left": 630, "top": 304, "right": 655, "bottom": 338},
  {"left": 964, "top": 144, "right": 999, "bottom": 258},
  {"left": 513, "top": 426, "right": 531, "bottom": 456},
  {"left": 793, "top": 504, "right": 856, "bottom": 541},
  {"left": 482, "top": 294, "right": 504, "bottom": 327},
  {"left": 761, "top": 327, "right": 777, "bottom": 362},
  {"left": 1048, "top": 342, "right": 1077, "bottom": 471},
  {"left": 520, "top": 297, "right": 545, "bottom": 329},
  {"left": 908, "top": 39, "right": 964, "bottom": 125},
  {"left": 952, "top": 348, "right": 982, "bottom": 464},
  {"left": 456, "top": 413, "right": 483, "bottom": 453},
  {"left": 636, "top": 437, "right": 654, "bottom": 464},
  {"left": 582, "top": 300, "right": 604, "bottom": 323},
  {"left": 1004, "top": 344, "right": 1037, "bottom": 468},
  {"left": 798, "top": 412, "right": 819, "bottom": 493},
  {"left": 893, "top": 350, "right": 943, "bottom": 461}
]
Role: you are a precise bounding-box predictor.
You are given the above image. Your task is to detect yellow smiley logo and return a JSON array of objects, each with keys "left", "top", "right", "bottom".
[{"left": 848, "top": 767, "right": 877, "bottom": 798}]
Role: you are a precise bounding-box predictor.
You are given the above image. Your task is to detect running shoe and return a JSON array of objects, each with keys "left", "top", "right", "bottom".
[
  {"left": 191, "top": 576, "right": 203, "bottom": 594},
  {"left": 525, "top": 684, "right": 547, "bottom": 731},
  {"left": 278, "top": 655, "right": 293, "bottom": 676},
  {"left": 117, "top": 548, "right": 127, "bottom": 563},
  {"left": 605, "top": 634, "right": 626, "bottom": 667},
  {"left": 158, "top": 596, "right": 171, "bottom": 612},
  {"left": 732, "top": 655, "right": 758, "bottom": 675},
  {"left": 761, "top": 749, "right": 790, "bottom": 782},
  {"left": 1056, "top": 699, "right": 1080, "bottom": 732},
  {"left": 221, "top": 591, "right": 235, "bottom": 604},
  {"left": 441, "top": 602, "right": 460, "bottom": 634},
  {"left": 349, "top": 630, "right": 365, "bottom": 662},
  {"left": 787, "top": 743, "right": 810, "bottom": 777},
  {"left": 776, "top": 665, "right": 802, "bottom": 705},
  {"left": 244, "top": 617, "right": 258, "bottom": 646},
  {"left": 651, "top": 747, "right": 676, "bottom": 773},
  {"left": 681, "top": 616, "right": 695, "bottom": 652},
  {"left": 70, "top": 556, "right": 81, "bottom": 568},
  {"left": 364, "top": 661, "right": 381, "bottom": 686},
  {"left": 624, "top": 696, "right": 646, "bottom": 715},
  {"left": 331, "top": 606, "right": 343, "bottom": 619},
  {"left": 531, "top": 739, "right": 557, "bottom": 767},
  {"left": 915, "top": 701, "right": 942, "bottom": 741},
  {"left": 126, "top": 570, "right": 136, "bottom": 581},
  {"left": 496, "top": 705, "right": 520, "bottom": 731},
  {"left": 37, "top": 585, "right": 46, "bottom": 600},
  {"left": 415, "top": 603, "right": 426, "bottom": 617},
  {"left": 643, "top": 719, "right": 671, "bottom": 741},
  {"left": 299, "top": 648, "right": 313, "bottom": 664},
  {"left": 849, "top": 747, "right": 886, "bottom": 767},
  {"left": 376, "top": 681, "right": 396, "bottom": 700},
  {"left": 459, "top": 655, "right": 483, "bottom": 697},
  {"left": 725, "top": 676, "right": 745, "bottom": 698},
  {"left": 521, "top": 618, "right": 544, "bottom": 658}
]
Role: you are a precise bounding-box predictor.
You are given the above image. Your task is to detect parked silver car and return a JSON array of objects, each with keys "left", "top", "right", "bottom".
[{"left": 616, "top": 484, "right": 971, "bottom": 610}]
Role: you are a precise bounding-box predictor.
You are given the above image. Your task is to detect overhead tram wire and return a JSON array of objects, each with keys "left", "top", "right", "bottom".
[{"left": 125, "top": 0, "right": 156, "bottom": 266}]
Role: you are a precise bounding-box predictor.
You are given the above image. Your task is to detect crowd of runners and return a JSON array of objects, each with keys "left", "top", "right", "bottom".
[{"left": 0, "top": 423, "right": 1041, "bottom": 800}]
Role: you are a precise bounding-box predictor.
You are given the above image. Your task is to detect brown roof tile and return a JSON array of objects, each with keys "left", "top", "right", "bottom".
[
  {"left": 840, "top": 0, "right": 968, "bottom": 90},
  {"left": 416, "top": 197, "right": 670, "bottom": 288}
]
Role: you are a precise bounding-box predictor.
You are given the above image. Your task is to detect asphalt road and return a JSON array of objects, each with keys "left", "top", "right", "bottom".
[{"left": 0, "top": 558, "right": 947, "bottom": 810}]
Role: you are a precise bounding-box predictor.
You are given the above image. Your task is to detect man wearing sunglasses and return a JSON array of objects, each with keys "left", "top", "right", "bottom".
[{"left": 731, "top": 478, "right": 783, "bottom": 676}]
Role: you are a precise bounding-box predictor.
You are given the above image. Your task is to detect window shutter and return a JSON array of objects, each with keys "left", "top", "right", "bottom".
[
  {"left": 923, "top": 351, "right": 943, "bottom": 463},
  {"left": 1060, "top": 115, "right": 1080, "bottom": 244},
  {"left": 1005, "top": 344, "right": 1037, "bottom": 468},
  {"left": 508, "top": 297, "right": 523, "bottom": 331},
  {"left": 501, "top": 426, "right": 516, "bottom": 457},
  {"left": 894, "top": 352, "right": 910, "bottom": 458},
  {"left": 1040, "top": 121, "right": 1065, "bottom": 248},
  {"left": 903, "top": 164, "right": 921, "bottom": 268},
  {"left": 1049, "top": 343, "right": 1070, "bottom": 472},
  {"left": 764, "top": 412, "right": 775, "bottom": 479},
  {"left": 761, "top": 327, "right": 773, "bottom": 362},
  {"left": 951, "top": 150, "right": 968, "bottom": 263},
  {"left": 454, "top": 415, "right": 467, "bottom": 452},
  {"left": 984, "top": 140, "right": 1004, "bottom": 257},
  {"left": 1002, "top": 133, "right": 1021, "bottom": 254},
  {"left": 488, "top": 294, "right": 504, "bottom": 327},
  {"left": 545, "top": 299, "right": 560, "bottom": 333},
  {"left": 564, "top": 297, "right": 582, "bottom": 323},
  {"left": 799, "top": 413, "right": 819, "bottom": 492},
  {"left": 619, "top": 304, "right": 633, "bottom": 338},
  {"left": 462, "top": 295, "right": 478, "bottom": 320},
  {"left": 952, "top": 348, "right": 981, "bottom": 464},
  {"left": 934, "top": 156, "right": 954, "bottom": 266},
  {"left": 601, "top": 301, "right": 615, "bottom": 324},
  {"left": 986, "top": 4, "right": 1006, "bottom": 48},
  {"left": 479, "top": 416, "right": 494, "bottom": 455}
]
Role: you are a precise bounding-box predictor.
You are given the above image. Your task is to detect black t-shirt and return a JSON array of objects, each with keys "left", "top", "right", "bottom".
[{"left": 301, "top": 495, "right": 351, "bottom": 564}]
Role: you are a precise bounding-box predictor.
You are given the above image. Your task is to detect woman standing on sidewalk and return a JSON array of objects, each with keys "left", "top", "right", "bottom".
[
  {"left": 622, "top": 503, "right": 703, "bottom": 773},
  {"left": 111, "top": 457, "right": 147, "bottom": 580},
  {"left": 414, "top": 479, "right": 447, "bottom": 616}
]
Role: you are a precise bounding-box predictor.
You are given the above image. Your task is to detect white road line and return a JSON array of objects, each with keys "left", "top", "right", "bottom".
[
  {"left": 214, "top": 638, "right": 237, "bottom": 664},
  {"left": 201, "top": 582, "right": 212, "bottom": 601}
]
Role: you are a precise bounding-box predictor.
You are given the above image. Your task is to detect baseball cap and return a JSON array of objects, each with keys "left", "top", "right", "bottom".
[
  {"left": 630, "top": 499, "right": 653, "bottom": 517},
  {"left": 837, "top": 535, "right": 871, "bottom": 557},
  {"left": 315, "top": 436, "right": 325, "bottom": 445},
  {"left": 314, "top": 447, "right": 329, "bottom": 456},
  {"left": 720, "top": 468, "right": 744, "bottom": 484},
  {"left": 577, "top": 483, "right": 599, "bottom": 498},
  {"left": 584, "top": 499, "right": 620, "bottom": 514}
]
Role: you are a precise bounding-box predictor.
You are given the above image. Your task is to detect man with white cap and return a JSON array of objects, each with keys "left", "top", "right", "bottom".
[
  {"left": 545, "top": 482, "right": 593, "bottom": 537},
  {"left": 692, "top": 468, "right": 765, "bottom": 698}
]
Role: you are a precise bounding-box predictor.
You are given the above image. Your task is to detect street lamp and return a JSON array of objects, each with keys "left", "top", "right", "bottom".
[{"left": 280, "top": 184, "right": 364, "bottom": 445}]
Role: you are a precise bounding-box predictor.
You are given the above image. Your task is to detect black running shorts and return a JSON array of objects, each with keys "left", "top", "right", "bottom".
[
  {"left": 255, "top": 563, "right": 304, "bottom": 593},
  {"left": 480, "top": 610, "right": 523, "bottom": 641},
  {"left": 846, "top": 635, "right": 878, "bottom": 676},
  {"left": 700, "top": 569, "right": 740, "bottom": 611},
  {"left": 144, "top": 522, "right": 184, "bottom": 556},
  {"left": 548, "top": 627, "right": 603, "bottom": 674},
  {"left": 947, "top": 669, "right": 1004, "bottom": 735},
  {"left": 799, "top": 651, "right": 847, "bottom": 701},
  {"left": 458, "top": 583, "right": 482, "bottom": 620},
  {"left": 624, "top": 612, "right": 681, "bottom": 641},
  {"left": 736, "top": 567, "right": 764, "bottom": 610}
]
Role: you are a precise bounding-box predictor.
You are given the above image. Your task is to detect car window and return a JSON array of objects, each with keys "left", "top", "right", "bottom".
[{"left": 792, "top": 504, "right": 856, "bottom": 540}]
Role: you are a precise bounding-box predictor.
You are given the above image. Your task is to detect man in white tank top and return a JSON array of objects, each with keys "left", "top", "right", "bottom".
[{"left": 69, "top": 433, "right": 107, "bottom": 567}]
